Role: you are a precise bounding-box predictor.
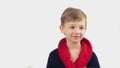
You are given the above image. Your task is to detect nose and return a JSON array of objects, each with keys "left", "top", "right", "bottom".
[{"left": 75, "top": 28, "right": 81, "bottom": 34}]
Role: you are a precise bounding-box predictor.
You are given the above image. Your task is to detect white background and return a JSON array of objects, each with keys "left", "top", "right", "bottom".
[{"left": 0, "top": 0, "right": 120, "bottom": 68}]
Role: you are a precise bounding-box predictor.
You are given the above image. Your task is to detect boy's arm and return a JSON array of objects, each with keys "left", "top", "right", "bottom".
[
  {"left": 46, "top": 52, "right": 55, "bottom": 68},
  {"left": 87, "top": 52, "right": 100, "bottom": 68}
]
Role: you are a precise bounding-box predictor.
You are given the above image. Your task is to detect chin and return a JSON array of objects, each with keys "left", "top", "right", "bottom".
[
  {"left": 72, "top": 39, "right": 80, "bottom": 43},
  {"left": 72, "top": 38, "right": 83, "bottom": 42}
]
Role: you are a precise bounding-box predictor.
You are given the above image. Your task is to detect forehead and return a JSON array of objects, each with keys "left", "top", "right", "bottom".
[{"left": 64, "top": 19, "right": 86, "bottom": 26}]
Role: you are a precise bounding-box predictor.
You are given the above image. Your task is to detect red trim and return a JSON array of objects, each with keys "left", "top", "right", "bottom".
[{"left": 58, "top": 38, "right": 92, "bottom": 68}]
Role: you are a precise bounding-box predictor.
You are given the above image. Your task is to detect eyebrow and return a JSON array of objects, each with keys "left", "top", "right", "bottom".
[{"left": 69, "top": 24, "right": 84, "bottom": 26}]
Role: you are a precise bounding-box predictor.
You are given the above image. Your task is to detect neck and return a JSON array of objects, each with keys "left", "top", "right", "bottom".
[{"left": 66, "top": 40, "right": 81, "bottom": 49}]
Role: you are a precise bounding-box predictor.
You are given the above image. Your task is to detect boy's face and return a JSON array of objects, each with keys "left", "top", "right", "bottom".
[{"left": 60, "top": 19, "right": 86, "bottom": 43}]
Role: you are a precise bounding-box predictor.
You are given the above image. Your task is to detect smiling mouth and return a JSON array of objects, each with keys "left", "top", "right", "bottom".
[{"left": 73, "top": 36, "right": 80, "bottom": 38}]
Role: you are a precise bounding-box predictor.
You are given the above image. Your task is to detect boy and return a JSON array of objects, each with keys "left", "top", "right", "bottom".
[{"left": 46, "top": 7, "right": 100, "bottom": 68}]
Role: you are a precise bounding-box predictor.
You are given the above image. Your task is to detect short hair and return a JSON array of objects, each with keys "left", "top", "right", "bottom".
[{"left": 61, "top": 7, "right": 87, "bottom": 26}]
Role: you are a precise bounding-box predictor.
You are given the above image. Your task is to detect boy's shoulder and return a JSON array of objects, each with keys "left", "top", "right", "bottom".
[
  {"left": 49, "top": 48, "right": 58, "bottom": 56},
  {"left": 91, "top": 51, "right": 98, "bottom": 60}
]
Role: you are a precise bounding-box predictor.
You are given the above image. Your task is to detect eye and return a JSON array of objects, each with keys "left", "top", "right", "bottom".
[
  {"left": 70, "top": 26, "right": 75, "bottom": 29},
  {"left": 79, "top": 27, "right": 84, "bottom": 29}
]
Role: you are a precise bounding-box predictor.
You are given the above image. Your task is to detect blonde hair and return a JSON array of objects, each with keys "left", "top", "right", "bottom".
[{"left": 61, "top": 7, "right": 87, "bottom": 26}]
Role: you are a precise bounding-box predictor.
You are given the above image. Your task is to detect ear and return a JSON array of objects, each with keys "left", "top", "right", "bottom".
[{"left": 59, "top": 25, "right": 64, "bottom": 34}]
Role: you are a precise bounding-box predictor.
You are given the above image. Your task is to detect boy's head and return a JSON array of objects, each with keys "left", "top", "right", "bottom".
[
  {"left": 60, "top": 7, "right": 87, "bottom": 42},
  {"left": 61, "top": 7, "right": 87, "bottom": 28}
]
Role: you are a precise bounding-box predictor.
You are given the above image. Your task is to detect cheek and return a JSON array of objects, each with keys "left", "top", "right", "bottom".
[
  {"left": 81, "top": 30, "right": 86, "bottom": 35},
  {"left": 64, "top": 30, "right": 72, "bottom": 36}
]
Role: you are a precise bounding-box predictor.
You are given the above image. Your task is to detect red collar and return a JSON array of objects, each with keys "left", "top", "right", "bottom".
[{"left": 58, "top": 38, "right": 92, "bottom": 68}]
